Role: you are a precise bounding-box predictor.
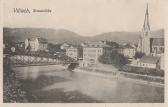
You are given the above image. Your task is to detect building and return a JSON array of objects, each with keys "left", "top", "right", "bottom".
[
  {"left": 25, "top": 37, "right": 48, "bottom": 52},
  {"left": 151, "top": 38, "right": 164, "bottom": 56},
  {"left": 136, "top": 4, "right": 164, "bottom": 70},
  {"left": 122, "top": 44, "right": 136, "bottom": 58},
  {"left": 137, "top": 56, "right": 160, "bottom": 69},
  {"left": 137, "top": 4, "right": 164, "bottom": 56},
  {"left": 47, "top": 43, "right": 66, "bottom": 54},
  {"left": 66, "top": 46, "right": 83, "bottom": 60},
  {"left": 160, "top": 53, "right": 164, "bottom": 70},
  {"left": 82, "top": 41, "right": 111, "bottom": 67},
  {"left": 60, "top": 43, "right": 70, "bottom": 50}
]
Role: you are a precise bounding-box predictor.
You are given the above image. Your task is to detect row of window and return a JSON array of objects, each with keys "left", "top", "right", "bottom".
[
  {"left": 67, "top": 49, "right": 77, "bottom": 52},
  {"left": 83, "top": 54, "right": 97, "bottom": 57},
  {"left": 83, "top": 49, "right": 102, "bottom": 53},
  {"left": 152, "top": 47, "right": 164, "bottom": 53}
]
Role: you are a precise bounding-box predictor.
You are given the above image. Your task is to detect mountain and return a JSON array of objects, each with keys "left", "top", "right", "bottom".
[
  {"left": 3, "top": 28, "right": 86, "bottom": 44},
  {"left": 92, "top": 32, "right": 140, "bottom": 44},
  {"left": 3, "top": 27, "right": 164, "bottom": 44}
]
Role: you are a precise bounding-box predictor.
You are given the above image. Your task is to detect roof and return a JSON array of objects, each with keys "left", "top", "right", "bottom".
[
  {"left": 123, "top": 44, "right": 135, "bottom": 49},
  {"left": 84, "top": 42, "right": 111, "bottom": 48},
  {"left": 61, "top": 43, "right": 69, "bottom": 46},
  {"left": 152, "top": 38, "right": 164, "bottom": 46},
  {"left": 150, "top": 29, "right": 164, "bottom": 38},
  {"left": 37, "top": 37, "right": 47, "bottom": 43},
  {"left": 68, "top": 45, "right": 82, "bottom": 49},
  {"left": 28, "top": 37, "right": 47, "bottom": 43},
  {"left": 139, "top": 56, "right": 160, "bottom": 64}
]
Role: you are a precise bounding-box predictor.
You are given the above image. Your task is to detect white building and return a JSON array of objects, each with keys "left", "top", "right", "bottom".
[
  {"left": 122, "top": 44, "right": 136, "bottom": 58},
  {"left": 82, "top": 42, "right": 111, "bottom": 67},
  {"left": 137, "top": 56, "right": 160, "bottom": 69},
  {"left": 66, "top": 46, "right": 83, "bottom": 60},
  {"left": 25, "top": 37, "right": 48, "bottom": 52}
]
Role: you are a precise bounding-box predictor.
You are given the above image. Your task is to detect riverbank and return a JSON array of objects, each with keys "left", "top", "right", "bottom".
[
  {"left": 9, "top": 64, "right": 164, "bottom": 102},
  {"left": 45, "top": 64, "right": 164, "bottom": 87},
  {"left": 3, "top": 62, "right": 28, "bottom": 102},
  {"left": 73, "top": 67, "right": 164, "bottom": 87}
]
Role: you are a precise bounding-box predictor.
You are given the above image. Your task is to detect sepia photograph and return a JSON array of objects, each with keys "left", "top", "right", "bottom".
[{"left": 2, "top": 0, "right": 166, "bottom": 104}]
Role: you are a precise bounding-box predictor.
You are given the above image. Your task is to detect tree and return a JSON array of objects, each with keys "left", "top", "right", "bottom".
[
  {"left": 134, "top": 52, "right": 145, "bottom": 59},
  {"left": 98, "top": 50, "right": 129, "bottom": 68}
]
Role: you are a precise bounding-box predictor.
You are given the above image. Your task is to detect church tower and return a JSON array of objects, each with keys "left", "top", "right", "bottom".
[{"left": 138, "top": 4, "right": 151, "bottom": 55}]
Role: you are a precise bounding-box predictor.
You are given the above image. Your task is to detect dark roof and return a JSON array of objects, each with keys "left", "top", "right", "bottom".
[
  {"left": 150, "top": 29, "right": 164, "bottom": 38},
  {"left": 29, "top": 37, "right": 47, "bottom": 43},
  {"left": 139, "top": 56, "right": 160, "bottom": 64},
  {"left": 37, "top": 37, "right": 47, "bottom": 43},
  {"left": 84, "top": 42, "right": 111, "bottom": 48},
  {"left": 123, "top": 44, "right": 134, "bottom": 49},
  {"left": 152, "top": 38, "right": 164, "bottom": 46}
]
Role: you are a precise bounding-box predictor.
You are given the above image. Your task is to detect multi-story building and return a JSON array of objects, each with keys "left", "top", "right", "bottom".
[
  {"left": 66, "top": 46, "right": 83, "bottom": 60},
  {"left": 151, "top": 38, "right": 164, "bottom": 56},
  {"left": 82, "top": 42, "right": 111, "bottom": 67},
  {"left": 122, "top": 44, "right": 136, "bottom": 59},
  {"left": 137, "top": 56, "right": 160, "bottom": 69},
  {"left": 25, "top": 37, "right": 48, "bottom": 52}
]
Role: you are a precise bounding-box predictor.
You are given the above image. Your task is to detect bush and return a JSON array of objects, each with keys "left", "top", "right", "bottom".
[
  {"left": 134, "top": 52, "right": 145, "bottom": 59},
  {"left": 3, "top": 58, "right": 28, "bottom": 102},
  {"left": 121, "top": 65, "right": 164, "bottom": 77}
]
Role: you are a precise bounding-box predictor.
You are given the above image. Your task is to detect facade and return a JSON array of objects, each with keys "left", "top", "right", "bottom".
[
  {"left": 25, "top": 37, "right": 48, "bottom": 52},
  {"left": 66, "top": 46, "right": 83, "bottom": 60},
  {"left": 137, "top": 56, "right": 160, "bottom": 69},
  {"left": 122, "top": 44, "right": 136, "bottom": 58},
  {"left": 160, "top": 53, "right": 164, "bottom": 70},
  {"left": 151, "top": 38, "right": 164, "bottom": 56},
  {"left": 82, "top": 42, "right": 111, "bottom": 67}
]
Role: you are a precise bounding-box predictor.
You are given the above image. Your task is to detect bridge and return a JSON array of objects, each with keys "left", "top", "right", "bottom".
[{"left": 4, "top": 51, "right": 78, "bottom": 67}]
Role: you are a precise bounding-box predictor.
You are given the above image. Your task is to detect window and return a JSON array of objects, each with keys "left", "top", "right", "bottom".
[{"left": 98, "top": 49, "right": 102, "bottom": 53}]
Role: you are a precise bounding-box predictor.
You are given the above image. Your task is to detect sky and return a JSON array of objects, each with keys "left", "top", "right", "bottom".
[{"left": 3, "top": 0, "right": 168, "bottom": 36}]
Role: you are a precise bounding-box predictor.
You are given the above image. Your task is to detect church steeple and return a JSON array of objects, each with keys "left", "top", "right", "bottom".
[
  {"left": 139, "top": 3, "right": 151, "bottom": 55},
  {"left": 143, "top": 4, "right": 150, "bottom": 31}
]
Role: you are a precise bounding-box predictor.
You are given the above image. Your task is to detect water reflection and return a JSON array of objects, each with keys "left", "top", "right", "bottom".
[{"left": 13, "top": 65, "right": 164, "bottom": 103}]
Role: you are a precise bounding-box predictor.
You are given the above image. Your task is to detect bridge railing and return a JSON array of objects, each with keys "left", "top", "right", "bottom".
[{"left": 6, "top": 51, "right": 78, "bottom": 66}]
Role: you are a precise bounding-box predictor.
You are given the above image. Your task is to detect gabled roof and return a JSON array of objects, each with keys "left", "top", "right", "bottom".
[{"left": 139, "top": 56, "right": 160, "bottom": 64}]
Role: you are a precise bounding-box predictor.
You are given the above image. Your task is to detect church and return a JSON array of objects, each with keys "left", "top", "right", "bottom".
[
  {"left": 137, "top": 5, "right": 164, "bottom": 56},
  {"left": 137, "top": 5, "right": 164, "bottom": 70}
]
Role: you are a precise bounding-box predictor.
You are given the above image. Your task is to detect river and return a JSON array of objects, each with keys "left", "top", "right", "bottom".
[{"left": 12, "top": 65, "right": 164, "bottom": 103}]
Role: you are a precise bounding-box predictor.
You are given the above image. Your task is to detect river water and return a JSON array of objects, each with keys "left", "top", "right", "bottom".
[{"left": 12, "top": 65, "right": 164, "bottom": 103}]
